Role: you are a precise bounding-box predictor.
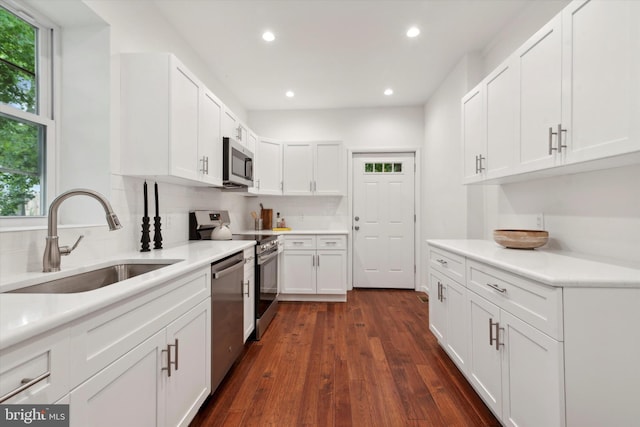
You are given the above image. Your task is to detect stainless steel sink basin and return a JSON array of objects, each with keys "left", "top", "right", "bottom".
[{"left": 9, "top": 261, "right": 180, "bottom": 294}]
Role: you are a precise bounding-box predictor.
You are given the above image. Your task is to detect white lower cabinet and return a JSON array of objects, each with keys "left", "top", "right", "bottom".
[
  {"left": 429, "top": 271, "right": 468, "bottom": 374},
  {"left": 281, "top": 235, "right": 346, "bottom": 300},
  {"left": 70, "top": 299, "right": 211, "bottom": 427},
  {"left": 243, "top": 247, "right": 256, "bottom": 342},
  {"left": 429, "top": 245, "right": 565, "bottom": 427}
]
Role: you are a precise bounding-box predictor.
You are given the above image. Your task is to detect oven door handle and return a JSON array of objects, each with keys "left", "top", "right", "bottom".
[
  {"left": 257, "top": 250, "right": 278, "bottom": 265},
  {"left": 212, "top": 258, "right": 244, "bottom": 279}
]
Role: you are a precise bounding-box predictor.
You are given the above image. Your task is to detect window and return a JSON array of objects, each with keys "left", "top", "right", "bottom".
[
  {"left": 0, "top": 2, "right": 54, "bottom": 217},
  {"left": 364, "top": 161, "right": 404, "bottom": 174}
]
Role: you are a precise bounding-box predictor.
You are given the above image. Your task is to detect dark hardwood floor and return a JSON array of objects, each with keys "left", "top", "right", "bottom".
[{"left": 191, "top": 289, "right": 500, "bottom": 427}]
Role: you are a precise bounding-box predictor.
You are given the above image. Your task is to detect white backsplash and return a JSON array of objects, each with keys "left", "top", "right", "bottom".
[
  {"left": 0, "top": 174, "right": 250, "bottom": 281},
  {"left": 247, "top": 196, "right": 349, "bottom": 231}
]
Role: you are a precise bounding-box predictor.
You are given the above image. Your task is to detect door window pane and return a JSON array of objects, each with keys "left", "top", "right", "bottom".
[
  {"left": 0, "top": 114, "right": 44, "bottom": 216},
  {"left": 374, "top": 163, "right": 383, "bottom": 173},
  {"left": 364, "top": 163, "right": 373, "bottom": 173},
  {"left": 394, "top": 163, "right": 402, "bottom": 173}
]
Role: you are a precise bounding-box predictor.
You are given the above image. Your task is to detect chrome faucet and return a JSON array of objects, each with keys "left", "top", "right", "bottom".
[{"left": 43, "top": 189, "right": 122, "bottom": 272}]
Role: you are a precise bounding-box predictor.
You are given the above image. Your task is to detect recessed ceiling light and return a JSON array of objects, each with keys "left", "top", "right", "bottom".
[
  {"left": 262, "top": 31, "right": 275, "bottom": 42},
  {"left": 406, "top": 27, "right": 420, "bottom": 38},
  {"left": 384, "top": 88, "right": 394, "bottom": 96},
  {"left": 286, "top": 90, "right": 295, "bottom": 98}
]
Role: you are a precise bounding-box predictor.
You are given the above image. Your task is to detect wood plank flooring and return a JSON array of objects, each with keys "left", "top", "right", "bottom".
[{"left": 191, "top": 289, "right": 500, "bottom": 427}]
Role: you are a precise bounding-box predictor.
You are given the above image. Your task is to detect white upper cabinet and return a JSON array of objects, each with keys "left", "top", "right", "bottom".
[
  {"left": 222, "top": 108, "right": 238, "bottom": 140},
  {"left": 254, "top": 138, "right": 283, "bottom": 195},
  {"left": 120, "top": 53, "right": 223, "bottom": 187},
  {"left": 283, "top": 141, "right": 344, "bottom": 195},
  {"left": 561, "top": 0, "right": 640, "bottom": 164},
  {"left": 462, "top": 84, "right": 485, "bottom": 183},
  {"left": 462, "top": 0, "right": 640, "bottom": 184},
  {"left": 516, "top": 13, "right": 563, "bottom": 173},
  {"left": 485, "top": 57, "right": 517, "bottom": 179},
  {"left": 199, "top": 89, "right": 223, "bottom": 186}
]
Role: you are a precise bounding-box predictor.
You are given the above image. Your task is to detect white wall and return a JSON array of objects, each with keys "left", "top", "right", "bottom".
[{"left": 248, "top": 107, "right": 424, "bottom": 230}]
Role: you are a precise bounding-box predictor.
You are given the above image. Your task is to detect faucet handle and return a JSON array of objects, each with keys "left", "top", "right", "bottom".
[{"left": 60, "top": 235, "right": 84, "bottom": 256}]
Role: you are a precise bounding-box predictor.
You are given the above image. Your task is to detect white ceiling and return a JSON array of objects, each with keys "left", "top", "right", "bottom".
[{"left": 153, "top": 0, "right": 531, "bottom": 111}]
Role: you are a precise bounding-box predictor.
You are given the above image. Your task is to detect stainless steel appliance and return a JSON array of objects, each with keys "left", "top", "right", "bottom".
[
  {"left": 223, "top": 137, "right": 253, "bottom": 188},
  {"left": 189, "top": 210, "right": 231, "bottom": 240},
  {"left": 210, "top": 252, "right": 244, "bottom": 393},
  {"left": 233, "top": 234, "right": 278, "bottom": 340},
  {"left": 189, "top": 210, "right": 279, "bottom": 341}
]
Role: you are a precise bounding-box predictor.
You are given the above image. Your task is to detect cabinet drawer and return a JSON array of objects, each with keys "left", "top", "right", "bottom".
[
  {"left": 284, "top": 235, "right": 316, "bottom": 250},
  {"left": 0, "top": 328, "right": 70, "bottom": 404},
  {"left": 69, "top": 268, "right": 210, "bottom": 387},
  {"left": 316, "top": 235, "right": 346, "bottom": 250},
  {"left": 467, "top": 260, "right": 563, "bottom": 340},
  {"left": 428, "top": 246, "right": 465, "bottom": 284}
]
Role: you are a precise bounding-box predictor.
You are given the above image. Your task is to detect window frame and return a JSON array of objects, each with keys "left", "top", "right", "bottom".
[{"left": 0, "top": 0, "right": 57, "bottom": 227}]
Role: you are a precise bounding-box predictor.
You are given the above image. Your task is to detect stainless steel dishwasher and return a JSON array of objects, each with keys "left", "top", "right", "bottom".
[{"left": 210, "top": 251, "right": 245, "bottom": 394}]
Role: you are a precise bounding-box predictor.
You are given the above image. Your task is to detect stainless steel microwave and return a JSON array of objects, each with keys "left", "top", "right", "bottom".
[{"left": 223, "top": 137, "right": 253, "bottom": 188}]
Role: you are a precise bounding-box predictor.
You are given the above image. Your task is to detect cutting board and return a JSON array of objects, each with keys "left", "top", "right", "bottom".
[{"left": 261, "top": 209, "right": 273, "bottom": 230}]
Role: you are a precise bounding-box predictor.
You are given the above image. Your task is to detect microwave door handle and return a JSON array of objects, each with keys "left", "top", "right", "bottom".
[{"left": 246, "top": 159, "right": 253, "bottom": 179}]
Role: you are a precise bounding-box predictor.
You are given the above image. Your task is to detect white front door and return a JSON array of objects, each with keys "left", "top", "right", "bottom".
[{"left": 352, "top": 153, "right": 415, "bottom": 289}]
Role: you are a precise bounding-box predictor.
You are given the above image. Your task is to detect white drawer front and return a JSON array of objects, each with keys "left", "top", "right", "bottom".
[
  {"left": 316, "top": 235, "right": 346, "bottom": 250},
  {"left": 69, "top": 268, "right": 209, "bottom": 387},
  {"left": 0, "top": 328, "right": 70, "bottom": 404},
  {"left": 428, "top": 246, "right": 465, "bottom": 284},
  {"left": 284, "top": 235, "right": 316, "bottom": 250},
  {"left": 467, "top": 260, "right": 563, "bottom": 340}
]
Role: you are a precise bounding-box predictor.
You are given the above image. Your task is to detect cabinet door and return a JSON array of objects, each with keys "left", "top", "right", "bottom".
[
  {"left": 467, "top": 291, "right": 502, "bottom": 417},
  {"left": 461, "top": 84, "right": 485, "bottom": 183},
  {"left": 255, "top": 138, "right": 283, "bottom": 194},
  {"left": 222, "top": 108, "right": 238, "bottom": 140},
  {"left": 282, "top": 251, "right": 316, "bottom": 293},
  {"left": 170, "top": 62, "right": 200, "bottom": 181},
  {"left": 314, "top": 142, "right": 344, "bottom": 195},
  {"left": 562, "top": 0, "right": 640, "bottom": 164},
  {"left": 243, "top": 265, "right": 255, "bottom": 342},
  {"left": 515, "top": 14, "right": 562, "bottom": 172},
  {"left": 198, "top": 89, "right": 223, "bottom": 186},
  {"left": 501, "top": 311, "right": 564, "bottom": 427},
  {"left": 283, "top": 142, "right": 314, "bottom": 195},
  {"left": 316, "top": 250, "right": 346, "bottom": 294},
  {"left": 247, "top": 131, "right": 257, "bottom": 154},
  {"left": 484, "top": 58, "right": 517, "bottom": 179},
  {"left": 444, "top": 279, "right": 468, "bottom": 375},
  {"left": 428, "top": 272, "right": 446, "bottom": 344},
  {"left": 165, "top": 300, "right": 211, "bottom": 427},
  {"left": 70, "top": 330, "right": 166, "bottom": 427}
]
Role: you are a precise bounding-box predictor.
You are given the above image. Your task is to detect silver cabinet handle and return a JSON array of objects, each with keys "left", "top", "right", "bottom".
[
  {"left": 293, "top": 241, "right": 304, "bottom": 245},
  {"left": 317, "top": 254, "right": 320, "bottom": 267},
  {"left": 489, "top": 319, "right": 503, "bottom": 350},
  {"left": 437, "top": 282, "right": 442, "bottom": 302},
  {"left": 475, "top": 155, "right": 479, "bottom": 174},
  {"left": 162, "top": 339, "right": 179, "bottom": 377},
  {"left": 205, "top": 156, "right": 209, "bottom": 174},
  {"left": 486, "top": 283, "right": 507, "bottom": 293},
  {"left": 557, "top": 124, "right": 567, "bottom": 153},
  {"left": 309, "top": 181, "right": 313, "bottom": 192},
  {"left": 200, "top": 156, "right": 206, "bottom": 174},
  {"left": 256, "top": 179, "right": 260, "bottom": 189},
  {"left": 436, "top": 259, "right": 448, "bottom": 266},
  {"left": 313, "top": 181, "right": 317, "bottom": 192},
  {"left": 244, "top": 280, "right": 250, "bottom": 297},
  {"left": 0, "top": 372, "right": 51, "bottom": 403},
  {"left": 478, "top": 155, "right": 485, "bottom": 172},
  {"left": 312, "top": 255, "right": 315, "bottom": 267}
]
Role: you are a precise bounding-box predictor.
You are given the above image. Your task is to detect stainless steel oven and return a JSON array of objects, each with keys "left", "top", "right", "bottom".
[{"left": 254, "top": 236, "right": 278, "bottom": 340}]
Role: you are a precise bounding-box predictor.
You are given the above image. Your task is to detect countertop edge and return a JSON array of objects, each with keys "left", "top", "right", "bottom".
[
  {"left": 0, "top": 240, "right": 255, "bottom": 350},
  {"left": 427, "top": 239, "right": 640, "bottom": 288}
]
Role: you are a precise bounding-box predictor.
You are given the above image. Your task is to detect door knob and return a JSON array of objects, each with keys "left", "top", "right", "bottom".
[
  {"left": 354, "top": 226, "right": 360, "bottom": 231},
  {"left": 354, "top": 216, "right": 359, "bottom": 221}
]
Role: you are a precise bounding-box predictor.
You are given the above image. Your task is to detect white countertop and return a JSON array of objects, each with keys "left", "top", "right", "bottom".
[
  {"left": 428, "top": 239, "right": 640, "bottom": 288},
  {"left": 0, "top": 240, "right": 255, "bottom": 350},
  {"left": 234, "top": 229, "right": 349, "bottom": 236}
]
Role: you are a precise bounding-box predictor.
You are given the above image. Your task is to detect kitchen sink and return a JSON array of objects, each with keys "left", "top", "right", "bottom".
[{"left": 9, "top": 261, "right": 181, "bottom": 294}]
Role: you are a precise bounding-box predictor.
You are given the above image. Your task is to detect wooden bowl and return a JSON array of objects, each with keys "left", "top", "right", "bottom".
[{"left": 493, "top": 229, "right": 549, "bottom": 249}]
